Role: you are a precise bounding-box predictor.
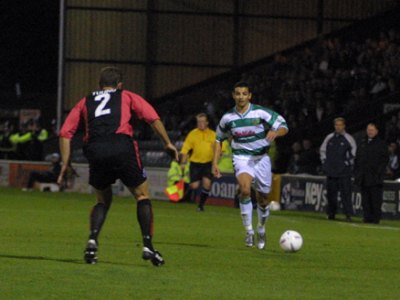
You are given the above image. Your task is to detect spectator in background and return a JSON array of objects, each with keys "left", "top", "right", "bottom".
[
  {"left": 287, "top": 141, "right": 302, "bottom": 174},
  {"left": 27, "top": 119, "right": 49, "bottom": 161},
  {"left": 0, "top": 121, "right": 17, "bottom": 159},
  {"left": 204, "top": 100, "right": 219, "bottom": 129},
  {"left": 22, "top": 153, "right": 61, "bottom": 191},
  {"left": 297, "top": 138, "right": 320, "bottom": 175},
  {"left": 386, "top": 142, "right": 400, "bottom": 180},
  {"left": 314, "top": 100, "right": 326, "bottom": 122},
  {"left": 9, "top": 119, "right": 48, "bottom": 161},
  {"left": 10, "top": 122, "right": 31, "bottom": 160},
  {"left": 385, "top": 115, "right": 400, "bottom": 142},
  {"left": 370, "top": 76, "right": 388, "bottom": 96},
  {"left": 180, "top": 113, "right": 215, "bottom": 211},
  {"left": 354, "top": 124, "right": 389, "bottom": 224},
  {"left": 320, "top": 117, "right": 357, "bottom": 222}
]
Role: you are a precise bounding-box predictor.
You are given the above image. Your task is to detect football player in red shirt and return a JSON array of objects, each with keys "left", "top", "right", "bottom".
[{"left": 58, "top": 67, "right": 178, "bottom": 266}]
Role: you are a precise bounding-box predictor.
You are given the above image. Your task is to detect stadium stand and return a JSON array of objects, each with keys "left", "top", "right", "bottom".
[
  {"left": 2, "top": 8, "right": 398, "bottom": 172},
  {"left": 144, "top": 7, "right": 400, "bottom": 171}
]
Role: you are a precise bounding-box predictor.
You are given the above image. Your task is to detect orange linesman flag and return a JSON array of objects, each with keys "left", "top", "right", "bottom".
[{"left": 164, "top": 179, "right": 185, "bottom": 202}]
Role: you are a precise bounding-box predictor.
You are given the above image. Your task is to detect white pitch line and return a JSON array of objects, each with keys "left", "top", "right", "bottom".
[
  {"left": 337, "top": 222, "right": 400, "bottom": 231},
  {"left": 272, "top": 215, "right": 400, "bottom": 230}
]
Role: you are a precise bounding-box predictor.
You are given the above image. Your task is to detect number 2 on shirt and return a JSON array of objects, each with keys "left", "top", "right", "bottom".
[{"left": 94, "top": 94, "right": 111, "bottom": 117}]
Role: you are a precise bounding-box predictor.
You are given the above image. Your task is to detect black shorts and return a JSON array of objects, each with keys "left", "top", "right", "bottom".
[
  {"left": 189, "top": 162, "right": 212, "bottom": 183},
  {"left": 84, "top": 135, "right": 146, "bottom": 190}
]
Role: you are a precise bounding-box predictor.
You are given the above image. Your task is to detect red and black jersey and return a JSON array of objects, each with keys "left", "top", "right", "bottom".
[{"left": 60, "top": 89, "right": 159, "bottom": 143}]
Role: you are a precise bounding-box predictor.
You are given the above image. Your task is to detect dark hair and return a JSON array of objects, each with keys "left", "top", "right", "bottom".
[
  {"left": 233, "top": 81, "right": 251, "bottom": 93},
  {"left": 99, "top": 66, "right": 122, "bottom": 88},
  {"left": 367, "top": 123, "right": 379, "bottom": 130}
]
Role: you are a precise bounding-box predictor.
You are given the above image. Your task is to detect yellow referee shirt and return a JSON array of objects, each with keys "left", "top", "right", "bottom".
[{"left": 181, "top": 128, "right": 216, "bottom": 163}]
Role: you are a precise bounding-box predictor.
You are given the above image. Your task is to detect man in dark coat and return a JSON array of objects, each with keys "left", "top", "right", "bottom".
[{"left": 354, "top": 123, "right": 389, "bottom": 224}]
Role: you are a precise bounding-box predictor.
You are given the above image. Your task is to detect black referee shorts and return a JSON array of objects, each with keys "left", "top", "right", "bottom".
[
  {"left": 84, "top": 135, "right": 146, "bottom": 190},
  {"left": 189, "top": 161, "right": 213, "bottom": 183}
]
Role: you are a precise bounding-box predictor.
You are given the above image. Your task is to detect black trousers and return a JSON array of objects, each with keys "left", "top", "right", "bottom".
[
  {"left": 326, "top": 176, "right": 353, "bottom": 218},
  {"left": 361, "top": 185, "right": 383, "bottom": 224},
  {"left": 27, "top": 171, "right": 57, "bottom": 188}
]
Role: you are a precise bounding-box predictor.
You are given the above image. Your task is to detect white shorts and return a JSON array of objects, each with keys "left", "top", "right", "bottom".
[{"left": 233, "top": 155, "right": 272, "bottom": 194}]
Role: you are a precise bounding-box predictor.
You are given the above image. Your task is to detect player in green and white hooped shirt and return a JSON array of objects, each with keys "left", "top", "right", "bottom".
[{"left": 212, "top": 82, "right": 288, "bottom": 249}]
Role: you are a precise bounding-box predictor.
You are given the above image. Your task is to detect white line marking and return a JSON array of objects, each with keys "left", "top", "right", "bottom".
[{"left": 337, "top": 222, "right": 400, "bottom": 231}]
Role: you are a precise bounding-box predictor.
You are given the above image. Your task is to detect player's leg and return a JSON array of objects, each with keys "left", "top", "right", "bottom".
[
  {"left": 234, "top": 157, "right": 256, "bottom": 246},
  {"left": 129, "top": 180, "right": 153, "bottom": 250},
  {"left": 236, "top": 172, "right": 255, "bottom": 247},
  {"left": 85, "top": 186, "right": 113, "bottom": 264},
  {"left": 89, "top": 186, "right": 113, "bottom": 241},
  {"left": 84, "top": 154, "right": 116, "bottom": 264},
  {"left": 255, "top": 191, "right": 270, "bottom": 250},
  {"left": 128, "top": 181, "right": 164, "bottom": 266},
  {"left": 115, "top": 139, "right": 164, "bottom": 266},
  {"left": 254, "top": 156, "right": 272, "bottom": 249}
]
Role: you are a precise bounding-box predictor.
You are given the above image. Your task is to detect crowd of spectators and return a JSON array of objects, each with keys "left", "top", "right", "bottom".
[
  {"left": 155, "top": 25, "right": 400, "bottom": 173},
  {"left": 239, "top": 28, "right": 400, "bottom": 132},
  {"left": 158, "top": 26, "right": 399, "bottom": 138},
  {"left": 0, "top": 118, "right": 55, "bottom": 161}
]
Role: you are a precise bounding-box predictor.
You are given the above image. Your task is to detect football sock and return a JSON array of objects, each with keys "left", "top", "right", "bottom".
[
  {"left": 137, "top": 199, "right": 154, "bottom": 250},
  {"left": 198, "top": 188, "right": 210, "bottom": 208},
  {"left": 257, "top": 204, "right": 270, "bottom": 234},
  {"left": 89, "top": 203, "right": 109, "bottom": 242},
  {"left": 239, "top": 197, "right": 254, "bottom": 235}
]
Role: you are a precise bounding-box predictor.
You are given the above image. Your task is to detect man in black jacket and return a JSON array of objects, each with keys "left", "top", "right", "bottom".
[
  {"left": 320, "top": 118, "right": 357, "bottom": 221},
  {"left": 354, "top": 123, "right": 389, "bottom": 224}
]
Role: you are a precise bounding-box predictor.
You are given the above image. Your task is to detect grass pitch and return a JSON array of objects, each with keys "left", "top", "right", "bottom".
[{"left": 0, "top": 188, "right": 399, "bottom": 300}]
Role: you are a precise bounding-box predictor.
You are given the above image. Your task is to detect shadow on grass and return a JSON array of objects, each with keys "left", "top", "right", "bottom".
[
  {"left": 0, "top": 253, "right": 136, "bottom": 266},
  {"left": 157, "top": 241, "right": 211, "bottom": 248},
  {"left": 0, "top": 253, "right": 82, "bottom": 264}
]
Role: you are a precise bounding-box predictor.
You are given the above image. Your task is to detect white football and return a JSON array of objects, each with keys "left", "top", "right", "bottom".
[
  {"left": 269, "top": 201, "right": 281, "bottom": 211},
  {"left": 279, "top": 230, "right": 303, "bottom": 252}
]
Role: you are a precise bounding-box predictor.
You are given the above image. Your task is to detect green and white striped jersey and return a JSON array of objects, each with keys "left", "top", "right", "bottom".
[{"left": 216, "top": 104, "right": 288, "bottom": 157}]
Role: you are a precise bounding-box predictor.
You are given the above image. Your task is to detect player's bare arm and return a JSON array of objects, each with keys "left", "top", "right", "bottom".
[
  {"left": 266, "top": 127, "right": 288, "bottom": 142},
  {"left": 212, "top": 141, "right": 222, "bottom": 178},
  {"left": 149, "top": 119, "right": 179, "bottom": 161},
  {"left": 57, "top": 137, "right": 71, "bottom": 185}
]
